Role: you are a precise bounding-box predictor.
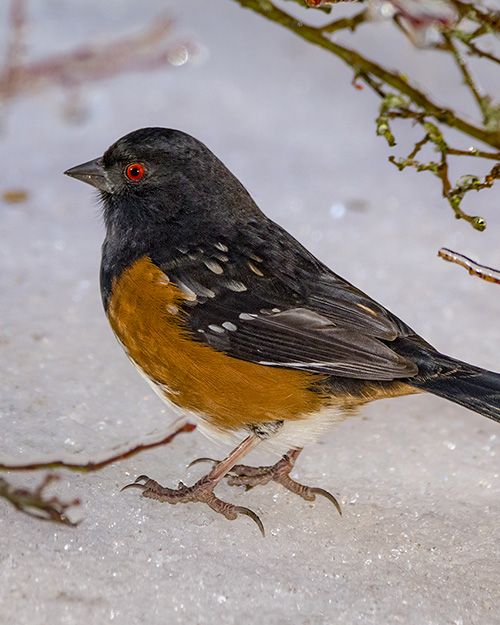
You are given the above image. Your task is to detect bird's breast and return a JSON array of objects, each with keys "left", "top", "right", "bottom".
[{"left": 105, "top": 256, "right": 329, "bottom": 435}]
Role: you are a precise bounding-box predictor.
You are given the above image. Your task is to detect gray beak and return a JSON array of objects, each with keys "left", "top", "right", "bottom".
[{"left": 64, "top": 158, "right": 113, "bottom": 193}]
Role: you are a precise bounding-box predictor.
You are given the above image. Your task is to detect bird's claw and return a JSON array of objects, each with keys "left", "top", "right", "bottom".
[
  {"left": 186, "top": 457, "right": 218, "bottom": 470},
  {"left": 309, "top": 487, "right": 342, "bottom": 517},
  {"left": 121, "top": 473, "right": 265, "bottom": 536},
  {"left": 120, "top": 474, "right": 153, "bottom": 492},
  {"left": 234, "top": 505, "right": 265, "bottom": 537}
]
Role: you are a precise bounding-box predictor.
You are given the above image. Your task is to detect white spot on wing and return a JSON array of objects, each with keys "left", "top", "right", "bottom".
[
  {"left": 239, "top": 313, "right": 258, "bottom": 321},
  {"left": 248, "top": 261, "right": 264, "bottom": 276},
  {"left": 215, "top": 242, "right": 229, "bottom": 252},
  {"left": 191, "top": 281, "right": 216, "bottom": 298},
  {"left": 222, "top": 321, "right": 237, "bottom": 331},
  {"left": 176, "top": 280, "right": 197, "bottom": 301},
  {"left": 204, "top": 259, "right": 224, "bottom": 274},
  {"left": 226, "top": 280, "right": 247, "bottom": 292},
  {"left": 157, "top": 273, "right": 170, "bottom": 285},
  {"left": 208, "top": 324, "right": 225, "bottom": 334}
]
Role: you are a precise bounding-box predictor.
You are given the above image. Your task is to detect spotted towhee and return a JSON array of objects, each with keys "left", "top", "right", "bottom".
[{"left": 65, "top": 127, "right": 500, "bottom": 534}]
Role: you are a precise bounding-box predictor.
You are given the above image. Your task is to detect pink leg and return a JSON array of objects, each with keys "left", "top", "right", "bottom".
[{"left": 191, "top": 448, "right": 342, "bottom": 516}]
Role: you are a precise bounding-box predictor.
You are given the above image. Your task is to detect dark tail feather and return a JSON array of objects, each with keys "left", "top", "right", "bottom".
[{"left": 410, "top": 355, "right": 500, "bottom": 423}]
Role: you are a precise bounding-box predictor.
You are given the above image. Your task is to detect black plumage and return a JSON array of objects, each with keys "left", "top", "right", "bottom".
[
  {"left": 67, "top": 127, "right": 500, "bottom": 422},
  {"left": 63, "top": 127, "right": 500, "bottom": 532}
]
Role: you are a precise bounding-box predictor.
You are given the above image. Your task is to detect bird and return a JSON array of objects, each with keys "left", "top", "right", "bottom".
[{"left": 65, "top": 127, "right": 500, "bottom": 535}]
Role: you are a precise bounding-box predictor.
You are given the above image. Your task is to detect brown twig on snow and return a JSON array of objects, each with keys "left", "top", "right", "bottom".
[
  {"left": 0, "top": 421, "right": 196, "bottom": 473},
  {"left": 1, "top": 416, "right": 195, "bottom": 524},
  {"left": 0, "top": 474, "right": 80, "bottom": 525}
]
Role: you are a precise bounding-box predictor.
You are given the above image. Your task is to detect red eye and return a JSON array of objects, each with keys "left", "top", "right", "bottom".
[{"left": 126, "top": 163, "right": 145, "bottom": 180}]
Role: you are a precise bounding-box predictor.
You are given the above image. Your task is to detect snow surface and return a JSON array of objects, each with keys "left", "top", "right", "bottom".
[{"left": 1, "top": 1, "right": 499, "bottom": 624}]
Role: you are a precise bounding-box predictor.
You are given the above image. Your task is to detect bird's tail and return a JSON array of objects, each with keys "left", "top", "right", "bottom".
[
  {"left": 413, "top": 362, "right": 500, "bottom": 423},
  {"left": 396, "top": 339, "right": 500, "bottom": 423}
]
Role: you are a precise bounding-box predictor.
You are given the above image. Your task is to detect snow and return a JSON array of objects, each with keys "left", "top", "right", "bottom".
[{"left": 1, "top": 1, "right": 499, "bottom": 623}]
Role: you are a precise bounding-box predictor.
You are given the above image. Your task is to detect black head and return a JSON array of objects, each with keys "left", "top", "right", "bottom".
[
  {"left": 64, "top": 127, "right": 260, "bottom": 236},
  {"left": 65, "top": 128, "right": 265, "bottom": 308}
]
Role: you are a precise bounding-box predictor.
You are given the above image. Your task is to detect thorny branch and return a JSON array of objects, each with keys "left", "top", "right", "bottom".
[{"left": 233, "top": 0, "right": 500, "bottom": 230}]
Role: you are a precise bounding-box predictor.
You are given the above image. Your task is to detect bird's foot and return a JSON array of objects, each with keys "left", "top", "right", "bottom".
[
  {"left": 190, "top": 451, "right": 342, "bottom": 516},
  {"left": 122, "top": 473, "right": 265, "bottom": 536}
]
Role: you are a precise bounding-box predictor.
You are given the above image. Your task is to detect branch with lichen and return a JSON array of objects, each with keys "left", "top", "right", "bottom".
[{"left": 232, "top": 0, "right": 500, "bottom": 230}]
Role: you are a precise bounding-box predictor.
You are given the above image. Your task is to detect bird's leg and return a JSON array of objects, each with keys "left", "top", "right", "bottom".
[
  {"left": 191, "top": 448, "right": 342, "bottom": 516},
  {"left": 122, "top": 434, "right": 265, "bottom": 535}
]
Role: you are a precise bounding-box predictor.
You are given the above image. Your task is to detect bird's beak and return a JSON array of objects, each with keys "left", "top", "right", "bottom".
[{"left": 64, "top": 158, "right": 113, "bottom": 193}]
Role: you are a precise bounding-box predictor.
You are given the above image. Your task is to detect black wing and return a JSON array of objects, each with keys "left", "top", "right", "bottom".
[{"left": 150, "top": 219, "right": 419, "bottom": 381}]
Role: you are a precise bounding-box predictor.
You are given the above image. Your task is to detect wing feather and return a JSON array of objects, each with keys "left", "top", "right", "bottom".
[{"left": 150, "top": 225, "right": 419, "bottom": 381}]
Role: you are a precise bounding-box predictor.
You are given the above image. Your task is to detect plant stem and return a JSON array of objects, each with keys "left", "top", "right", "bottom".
[{"left": 233, "top": 0, "right": 500, "bottom": 149}]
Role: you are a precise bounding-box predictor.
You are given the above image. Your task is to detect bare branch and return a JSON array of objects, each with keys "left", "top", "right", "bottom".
[
  {"left": 0, "top": 3, "right": 197, "bottom": 122},
  {"left": 438, "top": 248, "right": 500, "bottom": 284},
  {"left": 232, "top": 0, "right": 500, "bottom": 229},
  {"left": 0, "top": 474, "right": 80, "bottom": 526},
  {"left": 0, "top": 421, "right": 196, "bottom": 473}
]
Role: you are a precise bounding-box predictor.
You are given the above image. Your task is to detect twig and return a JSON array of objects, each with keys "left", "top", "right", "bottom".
[
  {"left": 233, "top": 0, "right": 500, "bottom": 149},
  {"left": 0, "top": 16, "right": 194, "bottom": 102},
  {"left": 388, "top": 128, "right": 499, "bottom": 230},
  {"left": 306, "top": 0, "right": 360, "bottom": 6},
  {"left": 0, "top": 2, "right": 197, "bottom": 117},
  {"left": 0, "top": 474, "right": 80, "bottom": 525},
  {"left": 408, "top": 134, "right": 430, "bottom": 159},
  {"left": 1, "top": 419, "right": 195, "bottom": 524},
  {"left": 442, "top": 32, "right": 488, "bottom": 121},
  {"left": 232, "top": 0, "right": 500, "bottom": 229},
  {"left": 0, "top": 420, "right": 196, "bottom": 473},
  {"left": 438, "top": 248, "right": 500, "bottom": 284},
  {"left": 322, "top": 8, "right": 368, "bottom": 33},
  {"left": 447, "top": 147, "right": 500, "bottom": 160},
  {"left": 462, "top": 39, "right": 500, "bottom": 66},
  {"left": 449, "top": 0, "right": 500, "bottom": 30},
  {"left": 4, "top": 0, "right": 27, "bottom": 83}
]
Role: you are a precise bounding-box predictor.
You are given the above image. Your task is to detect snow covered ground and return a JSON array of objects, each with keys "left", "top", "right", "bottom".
[{"left": 1, "top": 1, "right": 499, "bottom": 623}]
